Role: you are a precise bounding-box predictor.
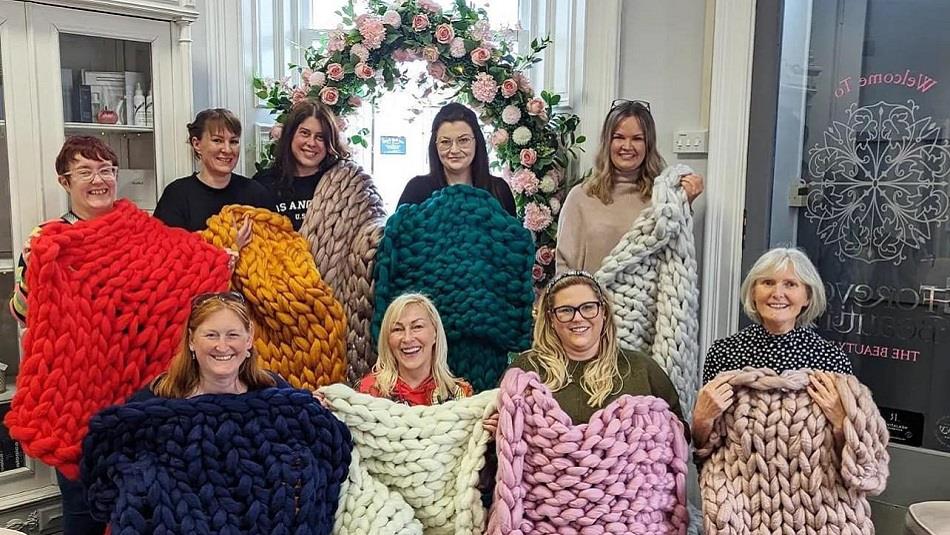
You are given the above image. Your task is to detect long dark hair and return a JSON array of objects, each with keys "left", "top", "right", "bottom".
[
  {"left": 427, "top": 103, "right": 499, "bottom": 195},
  {"left": 272, "top": 100, "right": 350, "bottom": 196}
]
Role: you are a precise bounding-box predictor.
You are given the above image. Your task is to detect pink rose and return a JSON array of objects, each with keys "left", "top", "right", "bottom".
[
  {"left": 319, "top": 86, "right": 339, "bottom": 106},
  {"left": 427, "top": 61, "right": 448, "bottom": 82},
  {"left": 535, "top": 246, "right": 555, "bottom": 266},
  {"left": 308, "top": 71, "right": 326, "bottom": 87},
  {"left": 434, "top": 23, "right": 455, "bottom": 44},
  {"left": 291, "top": 86, "right": 308, "bottom": 105},
  {"left": 532, "top": 264, "right": 544, "bottom": 281},
  {"left": 470, "top": 47, "right": 491, "bottom": 66},
  {"left": 490, "top": 129, "right": 509, "bottom": 147},
  {"left": 411, "top": 14, "right": 430, "bottom": 31},
  {"left": 269, "top": 124, "right": 283, "bottom": 140},
  {"left": 326, "top": 63, "right": 345, "bottom": 81},
  {"left": 348, "top": 95, "right": 363, "bottom": 107},
  {"left": 501, "top": 78, "right": 518, "bottom": 98},
  {"left": 520, "top": 148, "right": 538, "bottom": 167},
  {"left": 355, "top": 62, "right": 375, "bottom": 80},
  {"left": 526, "top": 97, "right": 546, "bottom": 116},
  {"left": 449, "top": 37, "right": 466, "bottom": 58},
  {"left": 327, "top": 30, "right": 345, "bottom": 53},
  {"left": 421, "top": 45, "right": 439, "bottom": 63}
]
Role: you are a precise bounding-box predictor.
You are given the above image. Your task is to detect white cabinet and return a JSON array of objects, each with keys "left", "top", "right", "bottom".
[{"left": 0, "top": 0, "right": 197, "bottom": 531}]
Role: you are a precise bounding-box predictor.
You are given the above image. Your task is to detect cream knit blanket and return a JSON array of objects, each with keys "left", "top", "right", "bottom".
[
  {"left": 321, "top": 384, "right": 498, "bottom": 535},
  {"left": 299, "top": 160, "right": 387, "bottom": 385},
  {"left": 696, "top": 367, "right": 890, "bottom": 534},
  {"left": 595, "top": 164, "right": 700, "bottom": 419}
]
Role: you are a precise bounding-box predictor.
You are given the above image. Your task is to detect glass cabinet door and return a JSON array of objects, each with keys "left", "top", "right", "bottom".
[{"left": 30, "top": 3, "right": 173, "bottom": 217}]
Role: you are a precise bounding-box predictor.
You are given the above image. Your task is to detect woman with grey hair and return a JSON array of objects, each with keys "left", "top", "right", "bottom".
[{"left": 691, "top": 247, "right": 853, "bottom": 445}]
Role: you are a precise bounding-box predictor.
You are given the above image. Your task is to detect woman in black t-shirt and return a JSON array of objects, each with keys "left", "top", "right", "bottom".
[
  {"left": 253, "top": 100, "right": 350, "bottom": 230},
  {"left": 154, "top": 108, "right": 274, "bottom": 234},
  {"left": 399, "top": 102, "right": 516, "bottom": 216}
]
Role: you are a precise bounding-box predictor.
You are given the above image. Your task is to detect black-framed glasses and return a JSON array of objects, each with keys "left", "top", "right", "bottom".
[
  {"left": 191, "top": 291, "right": 245, "bottom": 307},
  {"left": 610, "top": 99, "right": 651, "bottom": 112},
  {"left": 549, "top": 301, "right": 603, "bottom": 323},
  {"left": 62, "top": 165, "right": 119, "bottom": 183}
]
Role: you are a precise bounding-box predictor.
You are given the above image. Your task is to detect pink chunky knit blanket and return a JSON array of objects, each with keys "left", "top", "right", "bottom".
[
  {"left": 489, "top": 368, "right": 689, "bottom": 535},
  {"left": 696, "top": 367, "right": 890, "bottom": 534}
]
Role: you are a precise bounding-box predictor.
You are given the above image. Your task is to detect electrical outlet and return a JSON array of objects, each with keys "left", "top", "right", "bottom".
[{"left": 672, "top": 129, "right": 708, "bottom": 154}]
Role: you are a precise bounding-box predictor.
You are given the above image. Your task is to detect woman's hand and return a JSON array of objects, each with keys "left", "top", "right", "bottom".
[
  {"left": 312, "top": 389, "right": 333, "bottom": 410},
  {"left": 680, "top": 173, "right": 705, "bottom": 204},
  {"left": 692, "top": 376, "right": 733, "bottom": 446},
  {"left": 808, "top": 371, "right": 846, "bottom": 432},
  {"left": 483, "top": 412, "right": 499, "bottom": 436},
  {"left": 235, "top": 214, "right": 253, "bottom": 250}
]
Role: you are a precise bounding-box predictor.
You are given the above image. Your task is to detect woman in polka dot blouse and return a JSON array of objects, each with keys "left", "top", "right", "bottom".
[{"left": 691, "top": 247, "right": 853, "bottom": 446}]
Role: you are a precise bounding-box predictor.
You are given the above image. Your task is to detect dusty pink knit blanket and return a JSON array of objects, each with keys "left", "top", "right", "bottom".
[
  {"left": 696, "top": 367, "right": 889, "bottom": 534},
  {"left": 489, "top": 368, "right": 689, "bottom": 535}
]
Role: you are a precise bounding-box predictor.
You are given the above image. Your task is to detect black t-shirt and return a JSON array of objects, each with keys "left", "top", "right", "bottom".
[
  {"left": 153, "top": 173, "right": 276, "bottom": 232},
  {"left": 253, "top": 166, "right": 326, "bottom": 231},
  {"left": 398, "top": 174, "right": 517, "bottom": 216},
  {"left": 127, "top": 372, "right": 293, "bottom": 402}
]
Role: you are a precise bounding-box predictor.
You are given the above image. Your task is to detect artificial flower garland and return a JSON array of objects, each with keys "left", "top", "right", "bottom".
[{"left": 253, "top": 0, "right": 585, "bottom": 288}]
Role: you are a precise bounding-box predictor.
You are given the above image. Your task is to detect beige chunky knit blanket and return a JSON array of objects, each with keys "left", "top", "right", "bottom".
[
  {"left": 696, "top": 368, "right": 889, "bottom": 534},
  {"left": 299, "top": 160, "right": 387, "bottom": 385},
  {"left": 321, "top": 384, "right": 498, "bottom": 535}
]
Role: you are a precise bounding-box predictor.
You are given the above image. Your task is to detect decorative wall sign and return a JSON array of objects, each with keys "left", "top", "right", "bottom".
[{"left": 804, "top": 99, "right": 950, "bottom": 265}]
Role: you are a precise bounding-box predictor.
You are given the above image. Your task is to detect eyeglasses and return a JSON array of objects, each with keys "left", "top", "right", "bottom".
[
  {"left": 549, "top": 301, "right": 602, "bottom": 323},
  {"left": 610, "top": 99, "right": 651, "bottom": 112},
  {"left": 436, "top": 135, "right": 475, "bottom": 152},
  {"left": 62, "top": 166, "right": 119, "bottom": 183},
  {"left": 191, "top": 291, "right": 246, "bottom": 307}
]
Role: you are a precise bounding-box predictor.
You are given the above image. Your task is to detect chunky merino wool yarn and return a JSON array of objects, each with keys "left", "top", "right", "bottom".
[
  {"left": 81, "top": 388, "right": 351, "bottom": 534},
  {"left": 696, "top": 368, "right": 890, "bottom": 535},
  {"left": 595, "top": 164, "right": 700, "bottom": 418},
  {"left": 372, "top": 186, "right": 534, "bottom": 392},
  {"left": 321, "top": 383, "right": 498, "bottom": 534},
  {"left": 5, "top": 200, "right": 230, "bottom": 479},
  {"left": 202, "top": 206, "right": 348, "bottom": 389},
  {"left": 489, "top": 368, "right": 689, "bottom": 535},
  {"left": 299, "top": 161, "right": 386, "bottom": 385}
]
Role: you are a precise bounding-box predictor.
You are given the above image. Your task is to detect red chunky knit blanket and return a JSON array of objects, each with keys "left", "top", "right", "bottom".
[{"left": 5, "top": 200, "right": 231, "bottom": 478}]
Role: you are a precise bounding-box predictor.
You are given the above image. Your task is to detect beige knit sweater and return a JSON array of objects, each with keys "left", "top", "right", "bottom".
[
  {"left": 696, "top": 367, "right": 890, "bottom": 534},
  {"left": 555, "top": 177, "right": 650, "bottom": 274}
]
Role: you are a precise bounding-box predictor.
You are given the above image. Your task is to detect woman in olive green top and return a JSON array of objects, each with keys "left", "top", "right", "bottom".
[{"left": 507, "top": 270, "right": 687, "bottom": 431}]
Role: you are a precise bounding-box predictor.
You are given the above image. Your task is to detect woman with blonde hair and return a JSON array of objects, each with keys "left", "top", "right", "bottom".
[
  {"left": 507, "top": 270, "right": 686, "bottom": 425},
  {"left": 130, "top": 292, "right": 289, "bottom": 401},
  {"left": 358, "top": 293, "right": 473, "bottom": 406},
  {"left": 555, "top": 100, "right": 704, "bottom": 274}
]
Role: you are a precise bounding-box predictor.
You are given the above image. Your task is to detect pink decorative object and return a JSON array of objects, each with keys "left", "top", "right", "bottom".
[
  {"left": 521, "top": 201, "right": 553, "bottom": 232},
  {"left": 470, "top": 47, "right": 491, "bottom": 66},
  {"left": 357, "top": 16, "right": 386, "bottom": 49},
  {"left": 434, "top": 23, "right": 455, "bottom": 44},
  {"left": 319, "top": 86, "right": 340, "bottom": 106},
  {"left": 411, "top": 14, "right": 430, "bottom": 31},
  {"left": 500, "top": 78, "right": 518, "bottom": 98},
  {"left": 488, "top": 369, "right": 689, "bottom": 535},
  {"left": 519, "top": 148, "right": 537, "bottom": 168},
  {"left": 508, "top": 169, "right": 539, "bottom": 196},
  {"left": 449, "top": 37, "right": 467, "bottom": 58},
  {"left": 355, "top": 62, "right": 375, "bottom": 80},
  {"left": 326, "top": 63, "right": 345, "bottom": 81},
  {"left": 471, "top": 72, "right": 498, "bottom": 103}
]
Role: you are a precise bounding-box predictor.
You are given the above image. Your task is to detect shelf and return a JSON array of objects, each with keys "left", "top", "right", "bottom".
[
  {"left": 0, "top": 385, "right": 14, "bottom": 404},
  {"left": 0, "top": 258, "right": 13, "bottom": 274},
  {"left": 64, "top": 122, "right": 153, "bottom": 133}
]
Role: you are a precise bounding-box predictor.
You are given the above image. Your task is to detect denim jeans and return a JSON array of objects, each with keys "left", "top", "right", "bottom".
[{"left": 56, "top": 470, "right": 106, "bottom": 535}]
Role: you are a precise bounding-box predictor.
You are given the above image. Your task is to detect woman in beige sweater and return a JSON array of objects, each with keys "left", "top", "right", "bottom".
[{"left": 555, "top": 100, "right": 704, "bottom": 274}]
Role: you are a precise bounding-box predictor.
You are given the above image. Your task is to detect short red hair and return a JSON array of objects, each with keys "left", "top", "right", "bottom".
[{"left": 55, "top": 136, "right": 119, "bottom": 176}]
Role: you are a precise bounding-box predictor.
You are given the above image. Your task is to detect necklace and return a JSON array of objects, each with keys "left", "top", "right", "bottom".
[{"left": 564, "top": 359, "right": 584, "bottom": 385}]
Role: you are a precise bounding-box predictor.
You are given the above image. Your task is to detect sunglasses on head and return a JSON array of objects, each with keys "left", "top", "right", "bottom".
[
  {"left": 191, "top": 291, "right": 245, "bottom": 307},
  {"left": 610, "top": 98, "right": 651, "bottom": 112}
]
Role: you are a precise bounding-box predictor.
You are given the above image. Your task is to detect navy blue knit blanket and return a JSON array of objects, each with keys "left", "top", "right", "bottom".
[
  {"left": 373, "top": 186, "right": 535, "bottom": 392},
  {"left": 81, "top": 388, "right": 351, "bottom": 535}
]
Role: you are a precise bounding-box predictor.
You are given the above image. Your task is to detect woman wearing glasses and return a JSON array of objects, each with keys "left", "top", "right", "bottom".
[
  {"left": 398, "top": 102, "right": 516, "bottom": 216},
  {"left": 555, "top": 100, "right": 704, "bottom": 273},
  {"left": 154, "top": 108, "right": 273, "bottom": 234},
  {"left": 129, "top": 292, "right": 289, "bottom": 401},
  {"left": 506, "top": 271, "right": 686, "bottom": 427}
]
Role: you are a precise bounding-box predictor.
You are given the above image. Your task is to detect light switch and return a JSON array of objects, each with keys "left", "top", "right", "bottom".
[{"left": 672, "top": 129, "right": 708, "bottom": 154}]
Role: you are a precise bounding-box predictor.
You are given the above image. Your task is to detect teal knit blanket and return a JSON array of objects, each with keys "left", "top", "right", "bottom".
[{"left": 373, "top": 186, "right": 534, "bottom": 391}]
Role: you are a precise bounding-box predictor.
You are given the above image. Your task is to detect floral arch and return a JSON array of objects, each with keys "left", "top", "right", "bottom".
[{"left": 253, "top": 0, "right": 585, "bottom": 287}]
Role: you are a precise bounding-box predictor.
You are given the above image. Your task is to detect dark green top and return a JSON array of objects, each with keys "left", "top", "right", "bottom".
[{"left": 508, "top": 349, "right": 689, "bottom": 436}]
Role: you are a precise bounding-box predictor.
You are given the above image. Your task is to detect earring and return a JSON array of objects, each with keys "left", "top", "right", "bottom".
[
  {"left": 245, "top": 350, "right": 251, "bottom": 359},
  {"left": 191, "top": 350, "right": 196, "bottom": 360}
]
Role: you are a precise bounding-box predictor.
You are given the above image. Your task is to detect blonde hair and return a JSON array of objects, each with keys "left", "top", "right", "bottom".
[
  {"left": 372, "top": 293, "right": 460, "bottom": 401},
  {"left": 586, "top": 102, "right": 665, "bottom": 204},
  {"left": 740, "top": 247, "right": 827, "bottom": 328},
  {"left": 530, "top": 272, "right": 620, "bottom": 406},
  {"left": 152, "top": 295, "right": 275, "bottom": 398}
]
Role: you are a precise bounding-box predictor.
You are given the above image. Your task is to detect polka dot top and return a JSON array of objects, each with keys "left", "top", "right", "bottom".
[{"left": 702, "top": 324, "right": 853, "bottom": 384}]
